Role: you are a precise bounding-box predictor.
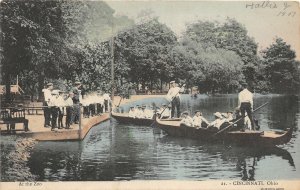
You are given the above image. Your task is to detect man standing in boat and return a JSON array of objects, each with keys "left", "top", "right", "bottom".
[
  {"left": 166, "top": 81, "right": 185, "bottom": 118},
  {"left": 238, "top": 82, "right": 255, "bottom": 130}
]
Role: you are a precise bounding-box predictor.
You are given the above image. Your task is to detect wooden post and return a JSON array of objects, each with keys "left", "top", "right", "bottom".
[
  {"left": 111, "top": 24, "right": 115, "bottom": 102},
  {"left": 79, "top": 105, "right": 82, "bottom": 140}
]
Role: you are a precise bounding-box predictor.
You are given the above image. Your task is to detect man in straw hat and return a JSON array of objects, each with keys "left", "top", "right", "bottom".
[
  {"left": 193, "top": 110, "right": 210, "bottom": 128},
  {"left": 166, "top": 80, "right": 185, "bottom": 118},
  {"left": 65, "top": 91, "right": 74, "bottom": 129},
  {"left": 208, "top": 112, "right": 226, "bottom": 130},
  {"left": 72, "top": 81, "right": 82, "bottom": 124},
  {"left": 180, "top": 111, "right": 193, "bottom": 127},
  {"left": 42, "top": 83, "right": 53, "bottom": 127}
]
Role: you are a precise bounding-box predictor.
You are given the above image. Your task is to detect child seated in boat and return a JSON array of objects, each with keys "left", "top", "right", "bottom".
[
  {"left": 128, "top": 106, "right": 135, "bottom": 118},
  {"left": 159, "top": 104, "right": 171, "bottom": 119},
  {"left": 180, "top": 111, "right": 193, "bottom": 127},
  {"left": 193, "top": 110, "right": 210, "bottom": 128},
  {"left": 208, "top": 112, "right": 226, "bottom": 130}
]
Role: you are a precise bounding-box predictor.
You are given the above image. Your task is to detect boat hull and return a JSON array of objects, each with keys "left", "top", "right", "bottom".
[
  {"left": 156, "top": 118, "right": 293, "bottom": 147},
  {"left": 112, "top": 112, "right": 154, "bottom": 126}
]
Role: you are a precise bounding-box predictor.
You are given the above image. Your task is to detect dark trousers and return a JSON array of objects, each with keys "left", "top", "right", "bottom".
[
  {"left": 96, "top": 103, "right": 102, "bottom": 115},
  {"left": 51, "top": 107, "right": 58, "bottom": 129},
  {"left": 90, "top": 104, "right": 96, "bottom": 116},
  {"left": 240, "top": 102, "right": 255, "bottom": 130},
  {"left": 43, "top": 102, "right": 51, "bottom": 127},
  {"left": 66, "top": 106, "right": 73, "bottom": 128},
  {"left": 83, "top": 106, "right": 90, "bottom": 118},
  {"left": 171, "top": 97, "right": 181, "bottom": 118},
  {"left": 104, "top": 100, "right": 108, "bottom": 112},
  {"left": 58, "top": 108, "right": 64, "bottom": 128},
  {"left": 71, "top": 104, "right": 80, "bottom": 124}
]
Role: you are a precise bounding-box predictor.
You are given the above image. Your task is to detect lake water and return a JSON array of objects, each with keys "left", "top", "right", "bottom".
[{"left": 1, "top": 94, "right": 299, "bottom": 181}]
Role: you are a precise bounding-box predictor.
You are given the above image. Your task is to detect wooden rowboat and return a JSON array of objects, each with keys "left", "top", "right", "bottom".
[
  {"left": 155, "top": 118, "right": 293, "bottom": 146},
  {"left": 111, "top": 112, "right": 155, "bottom": 125}
]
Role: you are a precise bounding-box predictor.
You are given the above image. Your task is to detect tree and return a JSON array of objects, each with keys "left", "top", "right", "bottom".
[
  {"left": 114, "top": 19, "right": 177, "bottom": 91},
  {"left": 0, "top": 0, "right": 123, "bottom": 100},
  {"left": 169, "top": 37, "right": 245, "bottom": 93},
  {"left": 184, "top": 18, "right": 259, "bottom": 86},
  {"left": 261, "top": 38, "right": 300, "bottom": 93}
]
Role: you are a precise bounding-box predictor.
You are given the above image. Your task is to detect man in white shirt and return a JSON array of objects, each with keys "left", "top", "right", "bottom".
[
  {"left": 193, "top": 110, "right": 210, "bottom": 128},
  {"left": 49, "top": 90, "right": 60, "bottom": 130},
  {"left": 57, "top": 91, "right": 66, "bottom": 129},
  {"left": 42, "top": 83, "right": 53, "bottom": 128},
  {"left": 128, "top": 107, "right": 135, "bottom": 118},
  {"left": 103, "top": 92, "right": 111, "bottom": 112},
  {"left": 208, "top": 112, "right": 226, "bottom": 130},
  {"left": 238, "top": 82, "right": 255, "bottom": 130},
  {"left": 65, "top": 92, "right": 74, "bottom": 129},
  {"left": 141, "top": 105, "right": 147, "bottom": 118},
  {"left": 145, "top": 106, "right": 155, "bottom": 119},
  {"left": 135, "top": 106, "right": 143, "bottom": 118},
  {"left": 180, "top": 111, "right": 193, "bottom": 127},
  {"left": 166, "top": 81, "right": 185, "bottom": 118}
]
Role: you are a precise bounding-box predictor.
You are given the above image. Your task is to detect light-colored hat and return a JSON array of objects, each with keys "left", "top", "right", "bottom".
[
  {"left": 47, "top": 83, "right": 53, "bottom": 86},
  {"left": 182, "top": 111, "right": 189, "bottom": 115},
  {"left": 75, "top": 81, "right": 81, "bottom": 85},
  {"left": 214, "top": 112, "right": 223, "bottom": 118},
  {"left": 170, "top": 81, "right": 175, "bottom": 84},
  {"left": 221, "top": 113, "right": 228, "bottom": 117},
  {"left": 51, "top": 90, "right": 59, "bottom": 95}
]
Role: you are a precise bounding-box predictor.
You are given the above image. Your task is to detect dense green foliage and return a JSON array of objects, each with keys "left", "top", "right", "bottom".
[{"left": 1, "top": 0, "right": 299, "bottom": 101}]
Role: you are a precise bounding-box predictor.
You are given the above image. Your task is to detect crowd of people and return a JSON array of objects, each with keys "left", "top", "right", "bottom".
[
  {"left": 128, "top": 105, "right": 155, "bottom": 119},
  {"left": 179, "top": 108, "right": 252, "bottom": 131},
  {"left": 124, "top": 80, "right": 257, "bottom": 132},
  {"left": 42, "top": 81, "right": 111, "bottom": 131}
]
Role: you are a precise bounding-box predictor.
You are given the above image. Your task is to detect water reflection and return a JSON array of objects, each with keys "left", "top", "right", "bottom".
[
  {"left": 159, "top": 135, "right": 295, "bottom": 181},
  {"left": 2, "top": 95, "right": 299, "bottom": 181}
]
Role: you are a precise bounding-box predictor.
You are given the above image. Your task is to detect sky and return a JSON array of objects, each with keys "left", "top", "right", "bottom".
[{"left": 105, "top": 0, "right": 300, "bottom": 60}]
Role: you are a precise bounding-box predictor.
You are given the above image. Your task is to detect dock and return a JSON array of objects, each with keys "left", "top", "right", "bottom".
[{"left": 0, "top": 113, "right": 110, "bottom": 141}]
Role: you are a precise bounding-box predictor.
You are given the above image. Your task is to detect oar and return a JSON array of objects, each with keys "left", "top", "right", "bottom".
[
  {"left": 150, "top": 84, "right": 186, "bottom": 127},
  {"left": 212, "top": 101, "right": 269, "bottom": 136}
]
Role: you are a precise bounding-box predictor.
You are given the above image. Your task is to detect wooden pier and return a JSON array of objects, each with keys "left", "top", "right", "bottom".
[{"left": 0, "top": 113, "right": 110, "bottom": 141}]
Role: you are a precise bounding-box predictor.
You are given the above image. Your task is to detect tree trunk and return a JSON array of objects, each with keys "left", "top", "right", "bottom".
[{"left": 38, "top": 71, "right": 45, "bottom": 102}]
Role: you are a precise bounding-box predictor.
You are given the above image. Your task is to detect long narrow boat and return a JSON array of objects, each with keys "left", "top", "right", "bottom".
[
  {"left": 111, "top": 112, "right": 155, "bottom": 125},
  {"left": 155, "top": 118, "right": 293, "bottom": 146}
]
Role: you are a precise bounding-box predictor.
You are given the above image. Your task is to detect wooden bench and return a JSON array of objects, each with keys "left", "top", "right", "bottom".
[{"left": 0, "top": 106, "right": 29, "bottom": 133}]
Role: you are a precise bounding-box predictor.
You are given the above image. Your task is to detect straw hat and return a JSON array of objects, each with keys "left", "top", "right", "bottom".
[{"left": 214, "top": 112, "right": 223, "bottom": 118}]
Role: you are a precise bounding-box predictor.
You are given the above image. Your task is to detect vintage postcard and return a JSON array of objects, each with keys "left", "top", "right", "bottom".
[{"left": 0, "top": 0, "right": 299, "bottom": 190}]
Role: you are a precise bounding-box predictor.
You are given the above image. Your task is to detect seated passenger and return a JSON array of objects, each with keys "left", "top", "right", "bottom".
[
  {"left": 159, "top": 104, "right": 171, "bottom": 119},
  {"left": 135, "top": 106, "right": 143, "bottom": 118},
  {"left": 145, "top": 106, "right": 155, "bottom": 119},
  {"left": 140, "top": 105, "right": 147, "bottom": 118},
  {"left": 208, "top": 112, "right": 226, "bottom": 130},
  {"left": 221, "top": 111, "right": 234, "bottom": 122},
  {"left": 231, "top": 107, "right": 244, "bottom": 130},
  {"left": 128, "top": 106, "right": 135, "bottom": 118},
  {"left": 180, "top": 111, "right": 193, "bottom": 127},
  {"left": 193, "top": 110, "right": 210, "bottom": 128}
]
